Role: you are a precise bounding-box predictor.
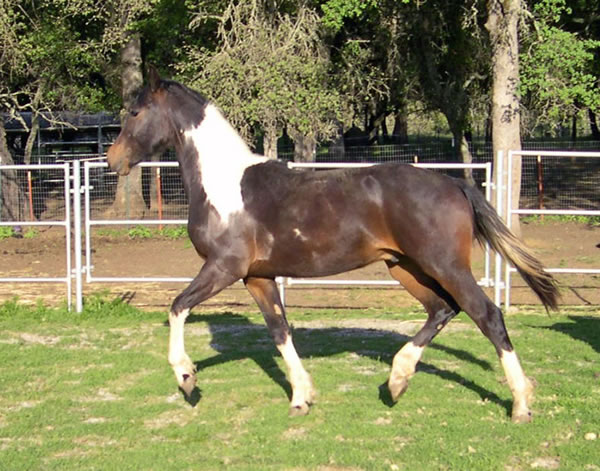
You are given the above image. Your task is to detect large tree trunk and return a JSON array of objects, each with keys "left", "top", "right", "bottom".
[
  {"left": 456, "top": 130, "right": 476, "bottom": 186},
  {"left": 263, "top": 127, "right": 278, "bottom": 160},
  {"left": 589, "top": 109, "right": 600, "bottom": 140},
  {"left": 108, "top": 33, "right": 146, "bottom": 219},
  {"left": 0, "top": 122, "right": 27, "bottom": 221},
  {"left": 392, "top": 109, "right": 408, "bottom": 145},
  {"left": 486, "top": 0, "right": 522, "bottom": 234},
  {"left": 290, "top": 130, "right": 317, "bottom": 163}
]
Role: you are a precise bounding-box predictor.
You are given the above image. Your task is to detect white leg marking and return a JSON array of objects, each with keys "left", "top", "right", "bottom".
[
  {"left": 388, "top": 341, "right": 424, "bottom": 400},
  {"left": 168, "top": 309, "right": 196, "bottom": 392},
  {"left": 500, "top": 349, "right": 533, "bottom": 423},
  {"left": 277, "top": 335, "right": 314, "bottom": 410},
  {"left": 391, "top": 341, "right": 424, "bottom": 379}
]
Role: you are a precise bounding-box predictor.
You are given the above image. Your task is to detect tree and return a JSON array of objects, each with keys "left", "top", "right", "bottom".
[
  {"left": 520, "top": 0, "right": 600, "bottom": 137},
  {"left": 107, "top": 33, "right": 147, "bottom": 218},
  {"left": 179, "top": 0, "right": 341, "bottom": 160},
  {"left": 486, "top": 0, "right": 522, "bottom": 233},
  {"left": 407, "top": 0, "right": 488, "bottom": 183},
  {"left": 0, "top": 121, "right": 26, "bottom": 221},
  {"left": 101, "top": 0, "right": 159, "bottom": 218}
]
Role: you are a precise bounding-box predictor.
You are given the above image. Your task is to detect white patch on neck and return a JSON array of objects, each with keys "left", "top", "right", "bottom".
[{"left": 184, "top": 104, "right": 268, "bottom": 221}]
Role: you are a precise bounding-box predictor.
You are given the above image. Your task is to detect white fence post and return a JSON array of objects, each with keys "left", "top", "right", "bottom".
[{"left": 72, "top": 160, "right": 84, "bottom": 313}]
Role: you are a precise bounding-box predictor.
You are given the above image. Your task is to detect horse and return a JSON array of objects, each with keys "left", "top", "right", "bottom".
[{"left": 107, "top": 67, "right": 559, "bottom": 423}]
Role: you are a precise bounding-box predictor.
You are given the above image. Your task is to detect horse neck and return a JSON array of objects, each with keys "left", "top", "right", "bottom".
[{"left": 174, "top": 103, "right": 267, "bottom": 200}]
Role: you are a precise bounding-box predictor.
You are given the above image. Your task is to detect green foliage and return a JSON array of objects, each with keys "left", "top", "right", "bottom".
[
  {"left": 177, "top": 2, "right": 343, "bottom": 146},
  {"left": 320, "top": 0, "right": 379, "bottom": 31},
  {"left": 522, "top": 214, "right": 600, "bottom": 226},
  {"left": 0, "top": 226, "right": 15, "bottom": 239},
  {"left": 159, "top": 225, "right": 188, "bottom": 239},
  {"left": 520, "top": 0, "right": 600, "bottom": 133},
  {"left": 127, "top": 225, "right": 153, "bottom": 239},
  {"left": 23, "top": 228, "right": 38, "bottom": 239}
]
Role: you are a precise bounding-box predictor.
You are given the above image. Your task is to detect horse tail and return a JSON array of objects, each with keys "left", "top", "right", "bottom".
[{"left": 457, "top": 180, "right": 559, "bottom": 311}]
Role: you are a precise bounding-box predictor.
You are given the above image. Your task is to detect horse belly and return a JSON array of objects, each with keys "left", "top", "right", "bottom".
[{"left": 250, "top": 227, "right": 389, "bottom": 278}]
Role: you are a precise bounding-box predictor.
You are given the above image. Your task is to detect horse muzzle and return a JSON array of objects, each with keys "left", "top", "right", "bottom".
[{"left": 106, "top": 141, "right": 132, "bottom": 176}]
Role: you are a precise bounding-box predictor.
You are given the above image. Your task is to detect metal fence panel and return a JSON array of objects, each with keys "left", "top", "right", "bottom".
[
  {"left": 0, "top": 163, "right": 72, "bottom": 308},
  {"left": 505, "top": 150, "right": 600, "bottom": 307}
]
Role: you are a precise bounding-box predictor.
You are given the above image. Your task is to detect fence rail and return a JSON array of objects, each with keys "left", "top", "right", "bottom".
[
  {"left": 3, "top": 151, "right": 597, "bottom": 312},
  {"left": 504, "top": 150, "right": 600, "bottom": 308},
  {"left": 0, "top": 163, "right": 73, "bottom": 309}
]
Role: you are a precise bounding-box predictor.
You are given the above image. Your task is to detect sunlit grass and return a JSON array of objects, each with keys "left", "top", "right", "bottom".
[{"left": 1, "top": 298, "right": 599, "bottom": 470}]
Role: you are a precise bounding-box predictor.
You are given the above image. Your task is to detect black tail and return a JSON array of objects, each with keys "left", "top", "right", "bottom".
[{"left": 458, "top": 180, "right": 559, "bottom": 311}]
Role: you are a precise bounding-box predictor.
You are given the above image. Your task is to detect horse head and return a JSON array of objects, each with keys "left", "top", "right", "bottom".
[{"left": 107, "top": 67, "right": 173, "bottom": 176}]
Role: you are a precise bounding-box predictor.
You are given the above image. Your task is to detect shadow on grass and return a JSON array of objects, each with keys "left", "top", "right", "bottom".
[
  {"left": 544, "top": 315, "right": 600, "bottom": 353},
  {"left": 172, "top": 312, "right": 511, "bottom": 415}
]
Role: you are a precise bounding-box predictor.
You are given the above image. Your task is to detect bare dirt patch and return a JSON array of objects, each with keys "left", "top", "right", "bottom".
[{"left": 2, "top": 220, "right": 600, "bottom": 311}]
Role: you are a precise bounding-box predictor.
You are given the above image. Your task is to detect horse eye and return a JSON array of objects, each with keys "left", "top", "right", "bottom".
[{"left": 130, "top": 110, "right": 139, "bottom": 117}]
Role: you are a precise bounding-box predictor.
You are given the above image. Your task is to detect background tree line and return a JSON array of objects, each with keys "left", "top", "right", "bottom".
[{"left": 1, "top": 0, "right": 599, "bottom": 225}]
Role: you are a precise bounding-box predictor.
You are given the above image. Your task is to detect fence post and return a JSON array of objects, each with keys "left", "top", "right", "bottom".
[{"left": 72, "top": 160, "right": 84, "bottom": 313}]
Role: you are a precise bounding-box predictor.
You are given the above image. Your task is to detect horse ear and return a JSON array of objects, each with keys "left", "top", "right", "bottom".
[{"left": 147, "top": 65, "right": 161, "bottom": 92}]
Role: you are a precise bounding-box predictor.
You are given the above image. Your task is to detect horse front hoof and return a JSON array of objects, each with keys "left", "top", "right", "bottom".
[
  {"left": 388, "top": 377, "right": 409, "bottom": 402},
  {"left": 511, "top": 409, "right": 533, "bottom": 424},
  {"left": 178, "top": 372, "right": 197, "bottom": 398},
  {"left": 289, "top": 402, "right": 310, "bottom": 417}
]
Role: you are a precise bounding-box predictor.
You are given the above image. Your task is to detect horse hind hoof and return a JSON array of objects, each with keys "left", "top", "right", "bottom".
[
  {"left": 289, "top": 402, "right": 310, "bottom": 417},
  {"left": 388, "top": 377, "right": 409, "bottom": 402}
]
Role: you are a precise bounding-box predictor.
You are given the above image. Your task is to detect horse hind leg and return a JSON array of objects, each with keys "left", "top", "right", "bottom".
[
  {"left": 244, "top": 276, "right": 315, "bottom": 416},
  {"left": 386, "top": 259, "right": 460, "bottom": 401},
  {"left": 430, "top": 265, "right": 534, "bottom": 423}
]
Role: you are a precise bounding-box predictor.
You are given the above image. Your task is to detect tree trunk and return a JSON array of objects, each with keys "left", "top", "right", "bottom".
[
  {"left": 109, "top": 33, "right": 146, "bottom": 219},
  {"left": 23, "top": 113, "right": 39, "bottom": 165},
  {"left": 588, "top": 109, "right": 599, "bottom": 140},
  {"left": 0, "top": 122, "right": 27, "bottom": 221},
  {"left": 392, "top": 110, "right": 408, "bottom": 145},
  {"left": 263, "top": 127, "right": 278, "bottom": 160},
  {"left": 290, "top": 130, "right": 317, "bottom": 163},
  {"left": 486, "top": 0, "right": 522, "bottom": 235},
  {"left": 456, "top": 131, "right": 476, "bottom": 186}
]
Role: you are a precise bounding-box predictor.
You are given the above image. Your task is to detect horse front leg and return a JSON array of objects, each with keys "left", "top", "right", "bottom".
[
  {"left": 168, "top": 260, "right": 240, "bottom": 397},
  {"left": 245, "top": 276, "right": 315, "bottom": 416}
]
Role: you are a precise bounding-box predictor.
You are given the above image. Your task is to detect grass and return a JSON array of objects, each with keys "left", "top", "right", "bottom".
[
  {"left": 521, "top": 214, "right": 600, "bottom": 226},
  {"left": 1, "top": 297, "right": 599, "bottom": 470},
  {"left": 95, "top": 225, "right": 188, "bottom": 240}
]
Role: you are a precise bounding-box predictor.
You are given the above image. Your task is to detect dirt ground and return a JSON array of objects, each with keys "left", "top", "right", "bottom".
[{"left": 2, "top": 219, "right": 600, "bottom": 312}]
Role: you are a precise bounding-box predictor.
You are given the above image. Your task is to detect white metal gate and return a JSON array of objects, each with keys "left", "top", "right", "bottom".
[
  {"left": 75, "top": 160, "right": 496, "bottom": 312},
  {"left": 0, "top": 163, "right": 73, "bottom": 308},
  {"left": 504, "top": 150, "right": 600, "bottom": 307}
]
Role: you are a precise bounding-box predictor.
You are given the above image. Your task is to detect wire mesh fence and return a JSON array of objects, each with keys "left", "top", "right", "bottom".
[{"left": 4, "top": 140, "right": 600, "bottom": 227}]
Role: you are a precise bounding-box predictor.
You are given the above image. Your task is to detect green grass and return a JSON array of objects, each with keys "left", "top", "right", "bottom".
[
  {"left": 95, "top": 225, "right": 188, "bottom": 240},
  {"left": 1, "top": 298, "right": 599, "bottom": 470},
  {"left": 521, "top": 214, "right": 600, "bottom": 226},
  {"left": 0, "top": 226, "right": 15, "bottom": 240}
]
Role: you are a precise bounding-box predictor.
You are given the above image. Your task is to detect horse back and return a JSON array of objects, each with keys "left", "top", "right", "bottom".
[{"left": 239, "top": 161, "right": 474, "bottom": 278}]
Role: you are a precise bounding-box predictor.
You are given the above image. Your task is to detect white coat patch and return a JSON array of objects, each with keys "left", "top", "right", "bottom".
[{"left": 184, "top": 105, "right": 267, "bottom": 221}]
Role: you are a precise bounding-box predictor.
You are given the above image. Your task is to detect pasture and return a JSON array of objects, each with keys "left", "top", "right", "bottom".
[{"left": 1, "top": 297, "right": 599, "bottom": 470}]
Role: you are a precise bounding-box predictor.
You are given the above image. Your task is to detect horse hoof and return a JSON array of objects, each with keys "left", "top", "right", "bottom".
[
  {"left": 511, "top": 410, "right": 533, "bottom": 424},
  {"left": 388, "top": 377, "right": 409, "bottom": 402},
  {"left": 179, "top": 372, "right": 197, "bottom": 398},
  {"left": 289, "top": 402, "right": 310, "bottom": 417}
]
